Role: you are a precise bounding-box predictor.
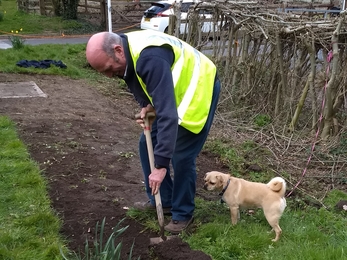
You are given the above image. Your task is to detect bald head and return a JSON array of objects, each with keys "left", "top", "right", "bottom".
[
  {"left": 86, "top": 32, "right": 122, "bottom": 66},
  {"left": 85, "top": 32, "right": 127, "bottom": 78},
  {"left": 86, "top": 32, "right": 105, "bottom": 64}
]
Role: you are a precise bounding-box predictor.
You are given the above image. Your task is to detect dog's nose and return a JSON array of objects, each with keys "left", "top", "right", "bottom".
[{"left": 203, "top": 183, "right": 208, "bottom": 190}]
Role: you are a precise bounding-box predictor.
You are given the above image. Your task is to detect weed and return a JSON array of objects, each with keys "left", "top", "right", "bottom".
[
  {"left": 67, "top": 141, "right": 82, "bottom": 149},
  {"left": 254, "top": 114, "right": 271, "bottom": 127},
  {"left": 241, "top": 140, "right": 257, "bottom": 151},
  {"left": 99, "top": 170, "right": 107, "bottom": 179},
  {"left": 112, "top": 197, "right": 123, "bottom": 204},
  {"left": 81, "top": 178, "right": 89, "bottom": 183},
  {"left": 119, "top": 151, "right": 135, "bottom": 158},
  {"left": 8, "top": 29, "right": 25, "bottom": 49}
]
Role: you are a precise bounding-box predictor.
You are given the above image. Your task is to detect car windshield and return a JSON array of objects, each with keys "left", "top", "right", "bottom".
[{"left": 147, "top": 2, "right": 171, "bottom": 13}]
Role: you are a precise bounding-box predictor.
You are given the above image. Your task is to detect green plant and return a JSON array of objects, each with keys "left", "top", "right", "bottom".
[
  {"left": 254, "top": 114, "right": 271, "bottom": 127},
  {"left": 9, "top": 34, "right": 25, "bottom": 49},
  {"left": 119, "top": 151, "right": 135, "bottom": 158},
  {"left": 60, "top": 217, "right": 138, "bottom": 260}
]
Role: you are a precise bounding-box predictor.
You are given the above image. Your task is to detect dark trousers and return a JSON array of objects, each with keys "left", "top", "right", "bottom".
[{"left": 139, "top": 79, "right": 221, "bottom": 221}]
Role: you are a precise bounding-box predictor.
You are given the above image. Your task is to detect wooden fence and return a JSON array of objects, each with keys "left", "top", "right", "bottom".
[
  {"left": 17, "top": 0, "right": 151, "bottom": 31},
  {"left": 108, "top": 1, "right": 151, "bottom": 30}
]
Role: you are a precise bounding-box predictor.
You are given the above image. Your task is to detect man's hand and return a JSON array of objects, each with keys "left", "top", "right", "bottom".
[
  {"left": 136, "top": 104, "right": 162, "bottom": 195},
  {"left": 149, "top": 167, "right": 167, "bottom": 195},
  {"left": 136, "top": 104, "right": 156, "bottom": 128}
]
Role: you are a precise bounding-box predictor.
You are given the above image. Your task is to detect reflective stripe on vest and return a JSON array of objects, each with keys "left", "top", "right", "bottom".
[{"left": 126, "top": 30, "right": 216, "bottom": 133}]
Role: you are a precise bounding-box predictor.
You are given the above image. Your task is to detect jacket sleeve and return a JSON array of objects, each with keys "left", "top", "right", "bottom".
[{"left": 136, "top": 46, "right": 177, "bottom": 168}]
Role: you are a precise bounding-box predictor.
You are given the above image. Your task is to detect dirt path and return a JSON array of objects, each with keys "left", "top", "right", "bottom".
[{"left": 0, "top": 72, "right": 225, "bottom": 259}]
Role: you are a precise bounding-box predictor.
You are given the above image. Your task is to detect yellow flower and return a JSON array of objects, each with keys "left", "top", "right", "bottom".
[
  {"left": 20, "top": 28, "right": 23, "bottom": 31},
  {"left": 11, "top": 30, "right": 13, "bottom": 33},
  {"left": 16, "top": 30, "right": 18, "bottom": 34}
]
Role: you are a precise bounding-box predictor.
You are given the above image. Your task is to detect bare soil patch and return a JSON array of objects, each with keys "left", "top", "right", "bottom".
[{"left": 0, "top": 72, "right": 226, "bottom": 259}]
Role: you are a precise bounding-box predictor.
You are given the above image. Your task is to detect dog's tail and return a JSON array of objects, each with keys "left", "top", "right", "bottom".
[{"left": 267, "top": 177, "right": 286, "bottom": 197}]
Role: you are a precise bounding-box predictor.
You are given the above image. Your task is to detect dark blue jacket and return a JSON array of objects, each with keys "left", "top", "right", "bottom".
[{"left": 121, "top": 34, "right": 177, "bottom": 168}]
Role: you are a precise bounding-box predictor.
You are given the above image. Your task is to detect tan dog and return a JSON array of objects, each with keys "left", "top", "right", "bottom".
[{"left": 203, "top": 171, "right": 286, "bottom": 242}]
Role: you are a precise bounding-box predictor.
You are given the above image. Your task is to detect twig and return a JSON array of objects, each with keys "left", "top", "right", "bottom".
[
  {"left": 283, "top": 133, "right": 293, "bottom": 155},
  {"left": 271, "top": 125, "right": 284, "bottom": 149},
  {"left": 331, "top": 155, "right": 338, "bottom": 189},
  {"left": 271, "top": 169, "right": 328, "bottom": 209}
]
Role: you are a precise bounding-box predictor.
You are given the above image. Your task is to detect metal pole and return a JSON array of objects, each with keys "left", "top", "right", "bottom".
[{"left": 107, "top": 0, "right": 112, "bottom": 32}]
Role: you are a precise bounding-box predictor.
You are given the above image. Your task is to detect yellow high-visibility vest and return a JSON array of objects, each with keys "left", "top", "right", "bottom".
[{"left": 126, "top": 30, "right": 216, "bottom": 134}]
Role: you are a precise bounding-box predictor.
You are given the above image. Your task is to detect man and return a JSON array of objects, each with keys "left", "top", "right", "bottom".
[{"left": 86, "top": 30, "right": 220, "bottom": 233}]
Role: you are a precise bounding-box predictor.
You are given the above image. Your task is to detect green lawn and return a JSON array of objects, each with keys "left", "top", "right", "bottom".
[
  {"left": 0, "top": 116, "right": 68, "bottom": 259},
  {"left": 0, "top": 0, "right": 100, "bottom": 36}
]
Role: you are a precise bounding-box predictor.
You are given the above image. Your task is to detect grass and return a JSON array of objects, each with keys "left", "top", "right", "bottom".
[
  {"left": 0, "top": 116, "right": 67, "bottom": 259},
  {"left": 193, "top": 199, "right": 347, "bottom": 260},
  {"left": 0, "top": 43, "right": 127, "bottom": 96},
  {"left": 0, "top": 43, "right": 89, "bottom": 77},
  {"left": 0, "top": 0, "right": 101, "bottom": 36},
  {"left": 128, "top": 194, "right": 347, "bottom": 260}
]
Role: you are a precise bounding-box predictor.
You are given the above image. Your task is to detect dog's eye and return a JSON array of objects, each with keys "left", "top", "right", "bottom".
[{"left": 210, "top": 182, "right": 215, "bottom": 185}]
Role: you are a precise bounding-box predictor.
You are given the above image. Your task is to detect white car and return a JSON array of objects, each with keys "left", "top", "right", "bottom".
[{"left": 140, "top": 0, "right": 216, "bottom": 34}]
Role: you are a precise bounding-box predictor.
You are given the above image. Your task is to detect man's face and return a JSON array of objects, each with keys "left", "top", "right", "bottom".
[{"left": 89, "top": 46, "right": 126, "bottom": 78}]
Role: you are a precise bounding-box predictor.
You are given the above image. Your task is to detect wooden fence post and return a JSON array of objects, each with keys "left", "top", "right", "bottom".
[
  {"left": 168, "top": 15, "right": 176, "bottom": 35},
  {"left": 39, "top": 0, "right": 45, "bottom": 15},
  {"left": 100, "top": 0, "right": 107, "bottom": 30}
]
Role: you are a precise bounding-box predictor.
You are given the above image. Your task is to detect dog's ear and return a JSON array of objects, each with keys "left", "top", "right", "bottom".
[{"left": 216, "top": 175, "right": 223, "bottom": 185}]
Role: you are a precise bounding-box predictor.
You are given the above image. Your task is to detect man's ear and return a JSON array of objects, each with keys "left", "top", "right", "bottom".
[{"left": 114, "top": 45, "right": 124, "bottom": 58}]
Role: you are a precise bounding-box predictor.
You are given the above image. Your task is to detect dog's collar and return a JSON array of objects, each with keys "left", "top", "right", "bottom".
[{"left": 219, "top": 178, "right": 230, "bottom": 197}]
